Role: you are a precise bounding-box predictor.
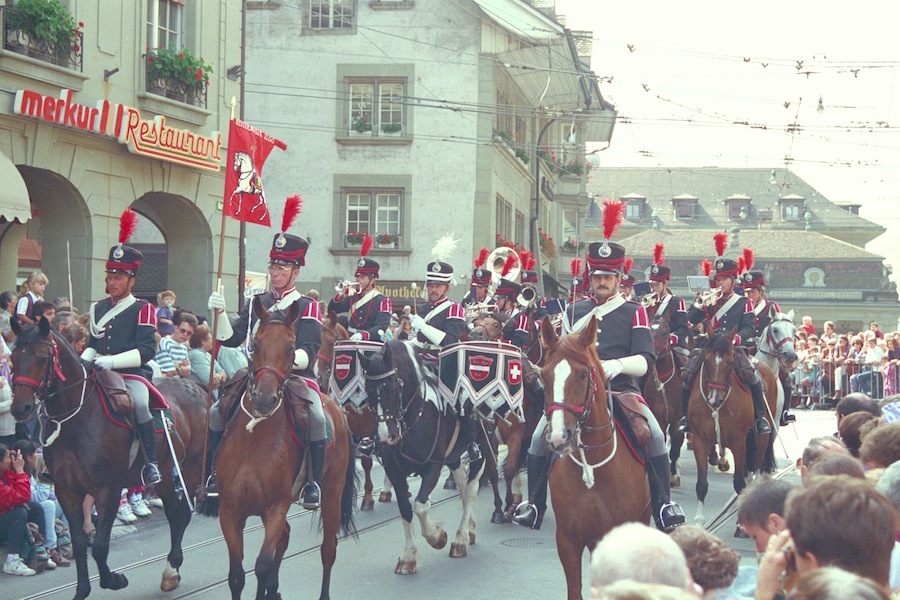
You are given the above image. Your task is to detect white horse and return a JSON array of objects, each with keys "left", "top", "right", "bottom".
[
  {"left": 754, "top": 309, "right": 798, "bottom": 434},
  {"left": 229, "top": 151, "right": 268, "bottom": 222}
]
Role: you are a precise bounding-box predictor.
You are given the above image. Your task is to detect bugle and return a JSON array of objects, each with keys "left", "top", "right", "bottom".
[
  {"left": 334, "top": 280, "right": 362, "bottom": 296},
  {"left": 640, "top": 292, "right": 659, "bottom": 308},
  {"left": 517, "top": 284, "right": 538, "bottom": 308},
  {"left": 692, "top": 288, "right": 723, "bottom": 309}
]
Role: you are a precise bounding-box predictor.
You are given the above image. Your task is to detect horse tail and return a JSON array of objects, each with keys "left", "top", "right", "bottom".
[{"left": 339, "top": 433, "right": 358, "bottom": 539}]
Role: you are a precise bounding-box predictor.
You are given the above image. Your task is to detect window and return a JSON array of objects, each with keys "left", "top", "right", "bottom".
[
  {"left": 147, "top": 0, "right": 183, "bottom": 49},
  {"left": 311, "top": 0, "right": 354, "bottom": 29},
  {"left": 727, "top": 201, "right": 749, "bottom": 220},
  {"left": 496, "top": 195, "right": 512, "bottom": 240},
  {"left": 344, "top": 190, "right": 402, "bottom": 247},
  {"left": 562, "top": 209, "right": 577, "bottom": 240},
  {"left": 348, "top": 80, "right": 406, "bottom": 137},
  {"left": 674, "top": 200, "right": 696, "bottom": 220},
  {"left": 803, "top": 267, "right": 826, "bottom": 288},
  {"left": 783, "top": 202, "right": 802, "bottom": 221},
  {"left": 626, "top": 201, "right": 642, "bottom": 219},
  {"left": 496, "top": 91, "right": 513, "bottom": 135},
  {"left": 515, "top": 211, "right": 526, "bottom": 247}
]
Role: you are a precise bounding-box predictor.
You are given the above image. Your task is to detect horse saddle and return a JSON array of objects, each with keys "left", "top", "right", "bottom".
[
  {"left": 284, "top": 375, "right": 334, "bottom": 448},
  {"left": 611, "top": 391, "right": 651, "bottom": 463},
  {"left": 94, "top": 369, "right": 169, "bottom": 413}
]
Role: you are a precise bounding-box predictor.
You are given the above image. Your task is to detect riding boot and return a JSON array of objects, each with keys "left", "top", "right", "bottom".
[
  {"left": 677, "top": 385, "right": 691, "bottom": 433},
  {"left": 136, "top": 420, "right": 162, "bottom": 486},
  {"left": 648, "top": 454, "right": 685, "bottom": 533},
  {"left": 462, "top": 414, "right": 482, "bottom": 462},
  {"left": 205, "top": 429, "right": 224, "bottom": 497},
  {"left": 299, "top": 440, "right": 326, "bottom": 509},
  {"left": 749, "top": 379, "right": 773, "bottom": 435},
  {"left": 512, "top": 453, "right": 550, "bottom": 530},
  {"left": 779, "top": 367, "right": 796, "bottom": 425}
]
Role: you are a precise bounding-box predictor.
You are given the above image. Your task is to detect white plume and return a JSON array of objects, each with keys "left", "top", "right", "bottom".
[{"left": 430, "top": 234, "right": 458, "bottom": 262}]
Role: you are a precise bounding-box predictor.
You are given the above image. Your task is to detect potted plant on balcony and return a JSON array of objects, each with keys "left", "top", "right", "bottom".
[
  {"left": 560, "top": 237, "right": 580, "bottom": 254},
  {"left": 5, "top": 0, "right": 82, "bottom": 64},
  {"left": 146, "top": 46, "right": 212, "bottom": 103},
  {"left": 374, "top": 232, "right": 400, "bottom": 249},
  {"left": 538, "top": 228, "right": 556, "bottom": 259},
  {"left": 345, "top": 231, "right": 366, "bottom": 246},
  {"left": 381, "top": 120, "right": 402, "bottom": 136},
  {"left": 351, "top": 115, "right": 373, "bottom": 136}
]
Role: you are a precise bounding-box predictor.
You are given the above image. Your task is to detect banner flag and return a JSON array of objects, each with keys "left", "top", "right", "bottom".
[{"left": 223, "top": 119, "right": 287, "bottom": 226}]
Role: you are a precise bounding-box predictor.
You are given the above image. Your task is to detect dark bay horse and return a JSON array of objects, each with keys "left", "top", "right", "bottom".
[
  {"left": 643, "top": 316, "right": 686, "bottom": 487},
  {"left": 687, "top": 330, "right": 777, "bottom": 527},
  {"left": 9, "top": 318, "right": 207, "bottom": 600},
  {"left": 316, "top": 310, "right": 383, "bottom": 510},
  {"left": 210, "top": 300, "right": 356, "bottom": 600},
  {"left": 541, "top": 316, "right": 650, "bottom": 600},
  {"left": 359, "top": 340, "right": 485, "bottom": 574}
]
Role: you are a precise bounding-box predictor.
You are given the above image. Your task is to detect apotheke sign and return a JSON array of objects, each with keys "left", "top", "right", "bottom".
[{"left": 13, "top": 88, "right": 222, "bottom": 172}]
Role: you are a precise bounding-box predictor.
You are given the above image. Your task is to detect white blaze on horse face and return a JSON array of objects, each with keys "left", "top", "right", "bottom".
[
  {"left": 376, "top": 405, "right": 390, "bottom": 442},
  {"left": 548, "top": 360, "right": 572, "bottom": 447}
]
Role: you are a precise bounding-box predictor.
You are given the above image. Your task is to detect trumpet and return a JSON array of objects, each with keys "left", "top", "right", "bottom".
[
  {"left": 517, "top": 284, "right": 538, "bottom": 308},
  {"left": 334, "top": 280, "right": 362, "bottom": 296},
  {"left": 464, "top": 302, "right": 497, "bottom": 321},
  {"left": 692, "top": 288, "right": 723, "bottom": 309},
  {"left": 640, "top": 292, "right": 660, "bottom": 308}
]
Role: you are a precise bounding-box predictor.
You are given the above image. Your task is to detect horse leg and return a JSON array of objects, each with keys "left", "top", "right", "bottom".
[
  {"left": 485, "top": 439, "right": 504, "bottom": 525},
  {"left": 255, "top": 505, "right": 288, "bottom": 600},
  {"left": 504, "top": 426, "right": 524, "bottom": 511},
  {"left": 273, "top": 522, "right": 290, "bottom": 600},
  {"left": 57, "top": 488, "right": 93, "bottom": 600},
  {"left": 389, "top": 466, "right": 417, "bottom": 574},
  {"left": 691, "top": 435, "right": 711, "bottom": 526},
  {"left": 450, "top": 460, "right": 484, "bottom": 557},
  {"left": 89, "top": 485, "right": 129, "bottom": 591},
  {"left": 556, "top": 532, "right": 586, "bottom": 600},
  {"left": 413, "top": 465, "right": 448, "bottom": 551},
  {"left": 379, "top": 470, "right": 393, "bottom": 503},
  {"left": 160, "top": 485, "right": 192, "bottom": 592},
  {"left": 318, "top": 443, "right": 346, "bottom": 600},
  {"left": 360, "top": 455, "right": 375, "bottom": 511},
  {"left": 669, "top": 429, "right": 684, "bottom": 488},
  {"left": 220, "top": 506, "right": 248, "bottom": 600}
]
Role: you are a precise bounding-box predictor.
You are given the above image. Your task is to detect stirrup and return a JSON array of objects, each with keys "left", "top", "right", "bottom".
[
  {"left": 467, "top": 442, "right": 482, "bottom": 462},
  {"left": 658, "top": 501, "right": 686, "bottom": 533},
  {"left": 677, "top": 417, "right": 690, "bottom": 433},
  {"left": 356, "top": 438, "right": 375, "bottom": 458},
  {"left": 141, "top": 463, "right": 162, "bottom": 487},
  {"left": 205, "top": 474, "right": 219, "bottom": 498},
  {"left": 780, "top": 411, "right": 796, "bottom": 425},
  {"left": 755, "top": 417, "right": 772, "bottom": 435},
  {"left": 511, "top": 501, "right": 540, "bottom": 529},
  {"left": 298, "top": 482, "right": 322, "bottom": 509}
]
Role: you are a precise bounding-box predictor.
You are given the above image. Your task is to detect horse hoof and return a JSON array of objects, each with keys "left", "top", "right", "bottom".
[
  {"left": 432, "top": 530, "right": 448, "bottom": 550},
  {"left": 379, "top": 491, "right": 392, "bottom": 503},
  {"left": 161, "top": 563, "right": 181, "bottom": 592},
  {"left": 734, "top": 526, "right": 749, "bottom": 539},
  {"left": 449, "top": 542, "right": 467, "bottom": 558},
  {"left": 671, "top": 475, "right": 681, "bottom": 488},
  {"left": 361, "top": 498, "right": 375, "bottom": 511},
  {"left": 443, "top": 477, "right": 457, "bottom": 490},
  {"left": 394, "top": 559, "right": 416, "bottom": 575},
  {"left": 469, "top": 531, "right": 476, "bottom": 545},
  {"left": 490, "top": 511, "right": 505, "bottom": 524},
  {"left": 717, "top": 461, "right": 730, "bottom": 472},
  {"left": 100, "top": 572, "right": 129, "bottom": 590}
]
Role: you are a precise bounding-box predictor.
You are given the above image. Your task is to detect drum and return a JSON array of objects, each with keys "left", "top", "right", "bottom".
[
  {"left": 438, "top": 341, "right": 524, "bottom": 419},
  {"left": 328, "top": 340, "right": 383, "bottom": 411}
]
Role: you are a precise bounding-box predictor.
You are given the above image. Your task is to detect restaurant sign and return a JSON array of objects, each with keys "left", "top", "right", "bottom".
[{"left": 13, "top": 88, "right": 222, "bottom": 172}]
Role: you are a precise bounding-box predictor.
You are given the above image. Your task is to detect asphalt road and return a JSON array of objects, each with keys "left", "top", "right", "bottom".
[{"left": 4, "top": 409, "right": 836, "bottom": 600}]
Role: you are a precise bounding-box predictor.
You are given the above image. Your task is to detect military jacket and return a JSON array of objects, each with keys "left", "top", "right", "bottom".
[
  {"left": 752, "top": 297, "right": 781, "bottom": 338},
  {"left": 500, "top": 309, "right": 531, "bottom": 350},
  {"left": 687, "top": 292, "right": 756, "bottom": 345},
  {"left": 87, "top": 295, "right": 158, "bottom": 376},
  {"left": 415, "top": 297, "right": 466, "bottom": 348},
  {"left": 328, "top": 290, "right": 392, "bottom": 341},
  {"left": 649, "top": 293, "right": 689, "bottom": 346}
]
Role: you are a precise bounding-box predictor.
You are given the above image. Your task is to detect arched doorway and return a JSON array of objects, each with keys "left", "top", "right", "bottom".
[{"left": 131, "top": 193, "right": 214, "bottom": 316}]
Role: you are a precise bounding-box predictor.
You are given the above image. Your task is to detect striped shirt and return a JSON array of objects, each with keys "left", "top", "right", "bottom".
[{"left": 154, "top": 335, "right": 189, "bottom": 375}]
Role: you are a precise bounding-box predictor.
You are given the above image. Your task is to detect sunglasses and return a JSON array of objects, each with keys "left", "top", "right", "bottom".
[{"left": 177, "top": 328, "right": 194, "bottom": 335}]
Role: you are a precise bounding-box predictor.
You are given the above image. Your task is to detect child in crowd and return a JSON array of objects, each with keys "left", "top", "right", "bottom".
[{"left": 15, "top": 271, "right": 48, "bottom": 326}]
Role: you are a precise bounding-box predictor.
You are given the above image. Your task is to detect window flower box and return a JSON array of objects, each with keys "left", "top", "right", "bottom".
[
  {"left": 375, "top": 233, "right": 400, "bottom": 248},
  {"left": 145, "top": 46, "right": 211, "bottom": 108},
  {"left": 345, "top": 231, "right": 366, "bottom": 246},
  {"left": 351, "top": 117, "right": 373, "bottom": 136},
  {"left": 4, "top": 0, "right": 84, "bottom": 70},
  {"left": 381, "top": 122, "right": 402, "bottom": 136}
]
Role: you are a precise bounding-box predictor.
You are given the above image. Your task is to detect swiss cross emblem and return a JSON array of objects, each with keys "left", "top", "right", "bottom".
[
  {"left": 507, "top": 359, "right": 522, "bottom": 386},
  {"left": 468, "top": 355, "right": 493, "bottom": 382},
  {"left": 335, "top": 354, "right": 352, "bottom": 380}
]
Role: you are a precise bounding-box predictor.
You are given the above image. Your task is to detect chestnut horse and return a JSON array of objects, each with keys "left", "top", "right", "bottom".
[
  {"left": 9, "top": 319, "right": 207, "bottom": 600},
  {"left": 316, "top": 310, "right": 384, "bottom": 510},
  {"left": 542, "top": 317, "right": 650, "bottom": 600},
  {"left": 642, "top": 316, "right": 686, "bottom": 487},
  {"left": 210, "top": 300, "right": 356, "bottom": 600},
  {"left": 687, "top": 329, "right": 777, "bottom": 528}
]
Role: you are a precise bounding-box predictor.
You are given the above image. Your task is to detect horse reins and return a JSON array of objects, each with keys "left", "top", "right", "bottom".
[{"left": 241, "top": 366, "right": 287, "bottom": 432}]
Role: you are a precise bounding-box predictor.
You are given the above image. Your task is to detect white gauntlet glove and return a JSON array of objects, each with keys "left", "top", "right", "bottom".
[
  {"left": 93, "top": 356, "right": 115, "bottom": 370},
  {"left": 409, "top": 314, "right": 425, "bottom": 331},
  {"left": 349, "top": 333, "right": 364, "bottom": 342},
  {"left": 601, "top": 359, "right": 623, "bottom": 380},
  {"left": 208, "top": 291, "right": 226, "bottom": 312},
  {"left": 293, "top": 349, "right": 309, "bottom": 370}
]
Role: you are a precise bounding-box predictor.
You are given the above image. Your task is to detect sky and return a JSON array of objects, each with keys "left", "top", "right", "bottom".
[{"left": 555, "top": 0, "right": 900, "bottom": 280}]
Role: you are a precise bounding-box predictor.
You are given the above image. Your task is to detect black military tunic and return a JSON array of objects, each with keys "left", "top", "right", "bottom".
[
  {"left": 752, "top": 297, "right": 781, "bottom": 339},
  {"left": 649, "top": 293, "right": 689, "bottom": 346},
  {"left": 415, "top": 297, "right": 467, "bottom": 349},
  {"left": 566, "top": 294, "right": 656, "bottom": 394},
  {"left": 500, "top": 309, "right": 531, "bottom": 349},
  {"left": 687, "top": 292, "right": 756, "bottom": 346},
  {"left": 220, "top": 286, "right": 322, "bottom": 381},
  {"left": 88, "top": 296, "right": 158, "bottom": 377},
  {"left": 328, "top": 290, "right": 392, "bottom": 341}
]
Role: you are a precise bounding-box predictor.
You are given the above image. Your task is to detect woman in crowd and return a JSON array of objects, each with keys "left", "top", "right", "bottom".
[
  {"left": 13, "top": 440, "right": 69, "bottom": 567},
  {"left": 883, "top": 337, "right": 898, "bottom": 397},
  {"left": 188, "top": 324, "right": 227, "bottom": 398},
  {"left": 15, "top": 271, "right": 48, "bottom": 326},
  {"left": 0, "top": 445, "right": 36, "bottom": 576},
  {"left": 0, "top": 290, "right": 17, "bottom": 347},
  {"left": 830, "top": 335, "right": 852, "bottom": 397}
]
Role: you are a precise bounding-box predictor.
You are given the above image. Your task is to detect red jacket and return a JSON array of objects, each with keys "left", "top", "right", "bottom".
[{"left": 0, "top": 470, "right": 31, "bottom": 514}]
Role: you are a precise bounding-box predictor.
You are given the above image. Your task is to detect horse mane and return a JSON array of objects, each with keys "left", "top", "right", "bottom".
[
  {"left": 14, "top": 323, "right": 83, "bottom": 367},
  {"left": 486, "top": 312, "right": 510, "bottom": 325},
  {"left": 707, "top": 331, "right": 734, "bottom": 357}
]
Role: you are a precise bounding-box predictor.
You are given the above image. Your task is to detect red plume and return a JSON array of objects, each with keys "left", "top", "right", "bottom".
[
  {"left": 653, "top": 243, "right": 665, "bottom": 265},
  {"left": 624, "top": 258, "right": 634, "bottom": 274},
  {"left": 570, "top": 258, "right": 582, "bottom": 277},
  {"left": 501, "top": 253, "right": 518, "bottom": 278},
  {"left": 713, "top": 232, "right": 728, "bottom": 257},
  {"left": 360, "top": 234, "right": 374, "bottom": 257},
  {"left": 743, "top": 247, "right": 755, "bottom": 271},
  {"left": 118, "top": 209, "right": 138, "bottom": 245},
  {"left": 474, "top": 247, "right": 490, "bottom": 268},
  {"left": 602, "top": 200, "right": 626, "bottom": 240},
  {"left": 701, "top": 259, "right": 712, "bottom": 277},
  {"left": 281, "top": 194, "right": 303, "bottom": 232},
  {"left": 525, "top": 251, "right": 538, "bottom": 271},
  {"left": 737, "top": 256, "right": 746, "bottom": 273}
]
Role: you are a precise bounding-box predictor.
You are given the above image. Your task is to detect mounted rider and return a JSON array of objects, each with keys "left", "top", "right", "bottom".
[
  {"left": 461, "top": 247, "right": 493, "bottom": 310},
  {"left": 741, "top": 266, "right": 795, "bottom": 425},
  {"left": 545, "top": 258, "right": 589, "bottom": 331},
  {"left": 514, "top": 200, "right": 685, "bottom": 533},
  {"left": 519, "top": 251, "right": 547, "bottom": 323},
  {"left": 646, "top": 243, "right": 689, "bottom": 353},
  {"left": 80, "top": 209, "right": 161, "bottom": 486},
  {"left": 619, "top": 258, "right": 636, "bottom": 301},
  {"left": 208, "top": 197, "right": 327, "bottom": 509},
  {"left": 677, "top": 234, "right": 772, "bottom": 437},
  {"left": 492, "top": 277, "right": 546, "bottom": 408}
]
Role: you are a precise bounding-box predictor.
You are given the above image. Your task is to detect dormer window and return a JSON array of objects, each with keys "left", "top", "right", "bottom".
[
  {"left": 778, "top": 194, "right": 806, "bottom": 221},
  {"left": 621, "top": 193, "right": 646, "bottom": 220},
  {"left": 672, "top": 194, "right": 698, "bottom": 220},
  {"left": 725, "top": 194, "right": 751, "bottom": 220}
]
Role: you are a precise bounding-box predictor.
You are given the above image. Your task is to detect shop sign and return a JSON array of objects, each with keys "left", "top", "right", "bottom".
[
  {"left": 376, "top": 280, "right": 427, "bottom": 307},
  {"left": 13, "top": 88, "right": 222, "bottom": 172}
]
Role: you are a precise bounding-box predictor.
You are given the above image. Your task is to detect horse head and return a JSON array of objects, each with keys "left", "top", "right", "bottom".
[
  {"left": 359, "top": 341, "right": 409, "bottom": 446},
  {"left": 700, "top": 329, "right": 737, "bottom": 409},
  {"left": 9, "top": 318, "right": 74, "bottom": 421},
  {"left": 468, "top": 312, "right": 506, "bottom": 342},
  {"left": 540, "top": 315, "right": 607, "bottom": 455},
  {"left": 648, "top": 316, "right": 671, "bottom": 356},
  {"left": 316, "top": 309, "right": 348, "bottom": 389},
  {"left": 250, "top": 299, "right": 300, "bottom": 416},
  {"left": 766, "top": 309, "right": 798, "bottom": 368}
]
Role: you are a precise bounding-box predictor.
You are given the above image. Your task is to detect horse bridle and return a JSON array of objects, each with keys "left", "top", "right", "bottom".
[
  {"left": 699, "top": 353, "right": 734, "bottom": 407},
  {"left": 248, "top": 366, "right": 288, "bottom": 401},
  {"left": 760, "top": 317, "right": 795, "bottom": 363},
  {"left": 364, "top": 367, "right": 420, "bottom": 441},
  {"left": 13, "top": 337, "right": 67, "bottom": 397}
]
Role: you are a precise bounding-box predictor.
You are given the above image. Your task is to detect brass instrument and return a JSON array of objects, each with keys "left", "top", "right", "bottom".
[
  {"left": 640, "top": 291, "right": 659, "bottom": 308},
  {"left": 485, "top": 246, "right": 521, "bottom": 291},
  {"left": 334, "top": 280, "right": 362, "bottom": 296},
  {"left": 692, "top": 288, "right": 723, "bottom": 309},
  {"left": 464, "top": 301, "right": 497, "bottom": 321},
  {"left": 517, "top": 284, "right": 538, "bottom": 308}
]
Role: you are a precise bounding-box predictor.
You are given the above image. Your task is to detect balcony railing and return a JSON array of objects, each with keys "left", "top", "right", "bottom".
[
  {"left": 145, "top": 62, "right": 208, "bottom": 109},
  {"left": 1, "top": 8, "right": 84, "bottom": 72}
]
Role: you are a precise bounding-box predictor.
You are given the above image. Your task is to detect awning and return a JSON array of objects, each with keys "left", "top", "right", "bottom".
[
  {"left": 497, "top": 43, "right": 587, "bottom": 111},
  {"left": 574, "top": 107, "right": 617, "bottom": 144},
  {"left": 0, "top": 153, "right": 31, "bottom": 223},
  {"left": 472, "top": 0, "right": 563, "bottom": 43}
]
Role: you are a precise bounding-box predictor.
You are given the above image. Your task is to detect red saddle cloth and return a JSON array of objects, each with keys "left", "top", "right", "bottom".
[{"left": 121, "top": 374, "right": 170, "bottom": 410}]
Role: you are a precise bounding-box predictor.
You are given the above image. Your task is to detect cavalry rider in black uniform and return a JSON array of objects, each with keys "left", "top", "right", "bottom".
[
  {"left": 407, "top": 261, "right": 471, "bottom": 456},
  {"left": 492, "top": 279, "right": 531, "bottom": 348},
  {"left": 81, "top": 210, "right": 162, "bottom": 486},
  {"left": 208, "top": 231, "right": 327, "bottom": 509},
  {"left": 546, "top": 259, "right": 589, "bottom": 327},
  {"left": 328, "top": 257, "right": 392, "bottom": 342},
  {"left": 514, "top": 241, "right": 685, "bottom": 533},
  {"left": 619, "top": 258, "right": 636, "bottom": 301},
  {"left": 646, "top": 244, "right": 689, "bottom": 353},
  {"left": 520, "top": 253, "right": 547, "bottom": 323},
  {"left": 461, "top": 265, "right": 493, "bottom": 309},
  {"left": 742, "top": 269, "right": 795, "bottom": 425},
  {"left": 677, "top": 259, "right": 773, "bottom": 436}
]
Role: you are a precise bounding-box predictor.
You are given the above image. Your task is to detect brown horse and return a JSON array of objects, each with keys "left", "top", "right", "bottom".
[
  {"left": 210, "top": 300, "right": 356, "bottom": 600},
  {"left": 541, "top": 316, "right": 650, "bottom": 600},
  {"left": 317, "top": 310, "right": 384, "bottom": 510},
  {"left": 643, "top": 316, "right": 686, "bottom": 487},
  {"left": 687, "top": 330, "right": 777, "bottom": 527},
  {"left": 9, "top": 318, "right": 207, "bottom": 600}
]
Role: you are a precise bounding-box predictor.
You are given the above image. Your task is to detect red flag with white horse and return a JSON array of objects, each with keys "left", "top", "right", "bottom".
[{"left": 223, "top": 119, "right": 287, "bottom": 226}]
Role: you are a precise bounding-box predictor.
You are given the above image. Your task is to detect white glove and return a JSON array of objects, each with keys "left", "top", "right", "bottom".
[
  {"left": 410, "top": 314, "right": 426, "bottom": 331},
  {"left": 94, "top": 356, "right": 115, "bottom": 370},
  {"left": 601, "top": 359, "right": 623, "bottom": 380},
  {"left": 80, "top": 347, "right": 97, "bottom": 363},
  {"left": 293, "top": 349, "right": 309, "bottom": 370},
  {"left": 349, "top": 333, "right": 364, "bottom": 342},
  {"left": 208, "top": 291, "right": 226, "bottom": 312}
]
